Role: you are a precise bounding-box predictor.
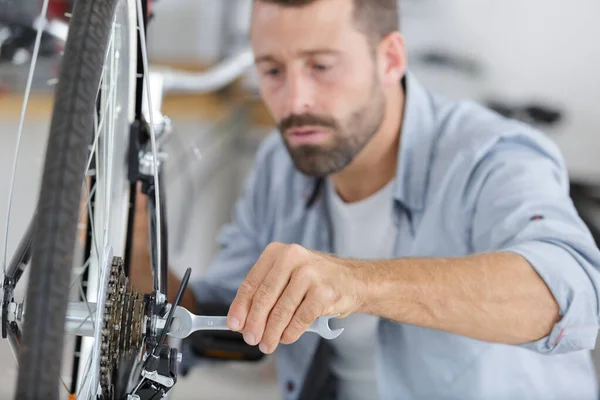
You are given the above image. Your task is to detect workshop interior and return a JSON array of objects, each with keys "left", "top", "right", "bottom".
[{"left": 0, "top": 0, "right": 599, "bottom": 399}]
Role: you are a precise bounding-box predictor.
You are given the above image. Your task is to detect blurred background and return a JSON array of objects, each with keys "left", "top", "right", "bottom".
[{"left": 0, "top": 0, "right": 599, "bottom": 399}]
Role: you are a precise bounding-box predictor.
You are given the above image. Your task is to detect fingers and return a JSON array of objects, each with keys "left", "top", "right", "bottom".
[
  {"left": 240, "top": 262, "right": 295, "bottom": 347},
  {"left": 258, "top": 274, "right": 310, "bottom": 354},
  {"left": 228, "top": 243, "right": 320, "bottom": 351},
  {"left": 280, "top": 291, "right": 322, "bottom": 346},
  {"left": 227, "top": 242, "right": 283, "bottom": 331}
]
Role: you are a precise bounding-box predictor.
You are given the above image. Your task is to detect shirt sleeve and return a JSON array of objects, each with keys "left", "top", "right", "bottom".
[{"left": 469, "top": 133, "right": 600, "bottom": 354}]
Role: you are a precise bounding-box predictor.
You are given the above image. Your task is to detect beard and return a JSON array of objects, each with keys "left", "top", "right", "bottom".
[{"left": 278, "top": 85, "right": 386, "bottom": 177}]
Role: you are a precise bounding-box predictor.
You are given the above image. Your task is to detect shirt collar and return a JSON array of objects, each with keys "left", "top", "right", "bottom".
[
  {"left": 392, "top": 71, "right": 438, "bottom": 212},
  {"left": 305, "top": 71, "right": 438, "bottom": 213}
]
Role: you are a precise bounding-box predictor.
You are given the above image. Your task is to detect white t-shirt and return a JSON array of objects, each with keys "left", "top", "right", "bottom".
[{"left": 325, "top": 178, "right": 398, "bottom": 400}]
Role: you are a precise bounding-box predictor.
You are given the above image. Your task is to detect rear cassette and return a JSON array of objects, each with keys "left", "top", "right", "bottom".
[{"left": 100, "top": 257, "right": 146, "bottom": 397}]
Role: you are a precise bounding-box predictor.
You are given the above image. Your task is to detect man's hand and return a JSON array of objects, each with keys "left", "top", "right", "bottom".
[{"left": 226, "top": 242, "right": 367, "bottom": 354}]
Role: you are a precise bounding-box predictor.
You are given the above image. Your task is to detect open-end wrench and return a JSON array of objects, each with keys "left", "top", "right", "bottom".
[{"left": 167, "top": 306, "right": 344, "bottom": 340}]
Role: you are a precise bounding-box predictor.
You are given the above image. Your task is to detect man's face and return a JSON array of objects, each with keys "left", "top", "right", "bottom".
[{"left": 250, "top": 0, "right": 386, "bottom": 177}]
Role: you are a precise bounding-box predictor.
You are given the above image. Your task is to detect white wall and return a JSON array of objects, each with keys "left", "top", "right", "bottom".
[
  {"left": 147, "top": 0, "right": 226, "bottom": 63},
  {"left": 401, "top": 0, "right": 600, "bottom": 183}
]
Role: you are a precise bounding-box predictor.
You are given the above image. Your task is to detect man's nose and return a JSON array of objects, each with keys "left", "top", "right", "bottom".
[{"left": 285, "top": 72, "right": 313, "bottom": 115}]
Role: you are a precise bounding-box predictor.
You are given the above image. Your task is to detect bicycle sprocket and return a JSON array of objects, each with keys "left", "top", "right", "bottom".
[{"left": 100, "top": 257, "right": 146, "bottom": 396}]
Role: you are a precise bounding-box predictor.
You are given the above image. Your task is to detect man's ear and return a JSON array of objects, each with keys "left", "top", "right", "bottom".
[{"left": 378, "top": 32, "right": 407, "bottom": 87}]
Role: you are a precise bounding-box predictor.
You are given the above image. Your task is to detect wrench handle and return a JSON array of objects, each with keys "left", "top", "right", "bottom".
[
  {"left": 184, "top": 314, "right": 343, "bottom": 340},
  {"left": 191, "top": 315, "right": 231, "bottom": 331}
]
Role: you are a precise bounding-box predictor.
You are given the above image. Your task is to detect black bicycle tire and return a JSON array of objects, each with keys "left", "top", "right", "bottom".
[{"left": 15, "top": 0, "right": 119, "bottom": 398}]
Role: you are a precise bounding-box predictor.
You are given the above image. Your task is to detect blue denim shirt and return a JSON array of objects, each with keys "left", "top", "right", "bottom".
[{"left": 190, "top": 72, "right": 600, "bottom": 399}]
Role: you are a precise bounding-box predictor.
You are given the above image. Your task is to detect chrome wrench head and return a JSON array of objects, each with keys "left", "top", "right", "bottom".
[
  {"left": 310, "top": 315, "right": 344, "bottom": 340},
  {"left": 168, "top": 306, "right": 193, "bottom": 339},
  {"left": 168, "top": 307, "right": 232, "bottom": 339}
]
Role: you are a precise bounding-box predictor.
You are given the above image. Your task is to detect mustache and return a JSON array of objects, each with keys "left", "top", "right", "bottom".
[{"left": 278, "top": 113, "right": 339, "bottom": 133}]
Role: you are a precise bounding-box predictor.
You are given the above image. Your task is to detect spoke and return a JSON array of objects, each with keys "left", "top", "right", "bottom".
[
  {"left": 76, "top": 340, "right": 96, "bottom": 400},
  {"left": 74, "top": 74, "right": 117, "bottom": 290},
  {"left": 85, "top": 112, "right": 100, "bottom": 179},
  {"left": 79, "top": 30, "right": 116, "bottom": 182},
  {"left": 78, "top": 279, "right": 96, "bottom": 330},
  {"left": 77, "top": 183, "right": 96, "bottom": 228},
  {"left": 72, "top": 307, "right": 97, "bottom": 334},
  {"left": 85, "top": 184, "right": 100, "bottom": 269},
  {"left": 91, "top": 33, "right": 118, "bottom": 267},
  {"left": 105, "top": 21, "right": 120, "bottom": 245},
  {"left": 86, "top": 64, "right": 121, "bottom": 186},
  {"left": 136, "top": 0, "right": 163, "bottom": 295},
  {"left": 87, "top": 246, "right": 112, "bottom": 399},
  {"left": 104, "top": 28, "right": 118, "bottom": 239},
  {"left": 2, "top": 0, "right": 51, "bottom": 278},
  {"left": 70, "top": 179, "right": 95, "bottom": 291},
  {"left": 59, "top": 374, "right": 71, "bottom": 396},
  {"left": 71, "top": 25, "right": 117, "bottom": 309},
  {"left": 70, "top": 257, "right": 91, "bottom": 292}
]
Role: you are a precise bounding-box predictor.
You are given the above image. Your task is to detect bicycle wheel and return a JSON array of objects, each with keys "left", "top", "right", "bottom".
[{"left": 13, "top": 0, "right": 141, "bottom": 398}]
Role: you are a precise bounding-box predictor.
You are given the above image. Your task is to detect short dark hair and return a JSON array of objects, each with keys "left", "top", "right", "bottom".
[{"left": 255, "top": 0, "right": 400, "bottom": 46}]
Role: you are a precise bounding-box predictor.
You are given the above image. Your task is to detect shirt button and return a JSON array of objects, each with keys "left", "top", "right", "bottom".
[{"left": 286, "top": 380, "right": 295, "bottom": 392}]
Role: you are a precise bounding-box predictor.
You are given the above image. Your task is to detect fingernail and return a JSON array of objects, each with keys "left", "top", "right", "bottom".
[
  {"left": 259, "top": 343, "right": 269, "bottom": 354},
  {"left": 244, "top": 332, "right": 256, "bottom": 346},
  {"left": 228, "top": 317, "right": 240, "bottom": 330}
]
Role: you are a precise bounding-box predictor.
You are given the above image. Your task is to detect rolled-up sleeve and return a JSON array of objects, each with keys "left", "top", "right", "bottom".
[{"left": 469, "top": 134, "right": 600, "bottom": 354}]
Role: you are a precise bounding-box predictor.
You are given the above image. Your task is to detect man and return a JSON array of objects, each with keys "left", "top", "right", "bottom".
[{"left": 136, "top": 0, "right": 600, "bottom": 398}]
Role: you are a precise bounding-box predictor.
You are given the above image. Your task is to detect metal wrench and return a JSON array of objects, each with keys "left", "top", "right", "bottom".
[{"left": 167, "top": 306, "right": 344, "bottom": 340}]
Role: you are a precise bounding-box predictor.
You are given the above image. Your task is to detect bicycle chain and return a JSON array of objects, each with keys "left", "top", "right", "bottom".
[{"left": 100, "top": 257, "right": 146, "bottom": 396}]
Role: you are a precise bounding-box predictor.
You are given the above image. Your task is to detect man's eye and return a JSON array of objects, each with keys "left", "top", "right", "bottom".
[
  {"left": 265, "top": 68, "right": 281, "bottom": 77},
  {"left": 313, "top": 64, "right": 330, "bottom": 71}
]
